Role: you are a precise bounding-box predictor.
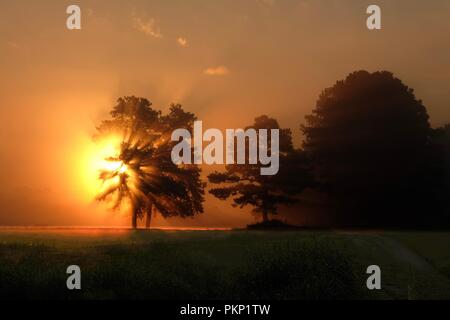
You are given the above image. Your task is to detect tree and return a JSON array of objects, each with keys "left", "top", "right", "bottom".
[
  {"left": 301, "top": 70, "right": 442, "bottom": 227},
  {"left": 429, "top": 124, "right": 450, "bottom": 223},
  {"left": 96, "top": 96, "right": 205, "bottom": 229},
  {"left": 208, "top": 116, "right": 314, "bottom": 223},
  {"left": 433, "top": 124, "right": 450, "bottom": 178}
]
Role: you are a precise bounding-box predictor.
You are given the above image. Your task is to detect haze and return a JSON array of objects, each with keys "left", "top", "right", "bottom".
[{"left": 0, "top": 0, "right": 449, "bottom": 227}]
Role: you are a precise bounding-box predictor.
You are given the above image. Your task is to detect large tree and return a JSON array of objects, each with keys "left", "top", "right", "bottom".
[
  {"left": 429, "top": 124, "right": 450, "bottom": 223},
  {"left": 301, "top": 70, "right": 444, "bottom": 227},
  {"left": 208, "top": 116, "right": 314, "bottom": 223},
  {"left": 96, "top": 96, "right": 205, "bottom": 228}
]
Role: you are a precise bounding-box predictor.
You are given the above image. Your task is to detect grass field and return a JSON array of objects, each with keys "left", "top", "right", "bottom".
[{"left": 0, "top": 228, "right": 449, "bottom": 300}]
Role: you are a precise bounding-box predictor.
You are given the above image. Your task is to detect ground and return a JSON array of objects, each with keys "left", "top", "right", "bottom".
[{"left": 0, "top": 228, "right": 449, "bottom": 299}]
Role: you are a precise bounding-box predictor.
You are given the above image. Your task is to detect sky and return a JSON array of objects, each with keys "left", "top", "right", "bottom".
[{"left": 0, "top": 0, "right": 449, "bottom": 227}]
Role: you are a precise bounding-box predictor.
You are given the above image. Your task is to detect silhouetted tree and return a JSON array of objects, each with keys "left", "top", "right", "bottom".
[
  {"left": 434, "top": 124, "right": 450, "bottom": 176},
  {"left": 208, "top": 116, "right": 314, "bottom": 222},
  {"left": 96, "top": 96, "right": 205, "bottom": 229},
  {"left": 301, "top": 70, "right": 446, "bottom": 227},
  {"left": 429, "top": 124, "right": 450, "bottom": 223}
]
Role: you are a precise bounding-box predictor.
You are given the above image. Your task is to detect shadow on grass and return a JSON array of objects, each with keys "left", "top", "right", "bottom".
[
  {"left": 233, "top": 240, "right": 361, "bottom": 299},
  {"left": 0, "top": 238, "right": 363, "bottom": 300}
]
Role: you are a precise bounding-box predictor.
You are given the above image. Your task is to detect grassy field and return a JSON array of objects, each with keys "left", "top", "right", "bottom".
[{"left": 0, "top": 228, "right": 449, "bottom": 300}]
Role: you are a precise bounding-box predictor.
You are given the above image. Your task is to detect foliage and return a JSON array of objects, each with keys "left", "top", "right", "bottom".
[
  {"left": 301, "top": 70, "right": 446, "bottom": 227},
  {"left": 208, "top": 116, "right": 315, "bottom": 222},
  {"left": 96, "top": 96, "right": 205, "bottom": 228}
]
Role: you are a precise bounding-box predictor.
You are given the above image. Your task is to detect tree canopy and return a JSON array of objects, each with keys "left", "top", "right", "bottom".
[
  {"left": 96, "top": 96, "right": 205, "bottom": 228},
  {"left": 301, "top": 70, "right": 446, "bottom": 227},
  {"left": 208, "top": 115, "right": 315, "bottom": 222}
]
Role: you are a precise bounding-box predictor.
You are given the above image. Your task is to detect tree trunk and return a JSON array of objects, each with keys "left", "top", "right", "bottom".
[
  {"left": 145, "top": 204, "right": 153, "bottom": 229},
  {"left": 262, "top": 209, "right": 269, "bottom": 223},
  {"left": 131, "top": 206, "right": 138, "bottom": 229}
]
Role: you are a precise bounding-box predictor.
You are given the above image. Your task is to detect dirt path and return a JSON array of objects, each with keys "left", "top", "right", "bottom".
[
  {"left": 347, "top": 232, "right": 450, "bottom": 299},
  {"left": 380, "top": 236, "right": 435, "bottom": 272}
]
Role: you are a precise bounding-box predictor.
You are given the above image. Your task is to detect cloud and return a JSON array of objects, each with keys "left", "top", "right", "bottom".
[
  {"left": 177, "top": 37, "right": 188, "bottom": 47},
  {"left": 203, "top": 66, "right": 230, "bottom": 76},
  {"left": 132, "top": 16, "right": 162, "bottom": 38},
  {"left": 7, "top": 41, "right": 19, "bottom": 49}
]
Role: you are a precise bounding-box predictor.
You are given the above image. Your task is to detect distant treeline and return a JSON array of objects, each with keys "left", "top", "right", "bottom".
[
  {"left": 98, "top": 70, "right": 450, "bottom": 229},
  {"left": 209, "top": 71, "right": 450, "bottom": 229}
]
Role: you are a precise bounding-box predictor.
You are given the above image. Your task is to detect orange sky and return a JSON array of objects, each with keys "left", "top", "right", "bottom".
[{"left": 0, "top": 0, "right": 449, "bottom": 227}]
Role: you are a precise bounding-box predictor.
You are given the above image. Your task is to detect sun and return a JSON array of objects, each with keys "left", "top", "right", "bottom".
[
  {"left": 118, "top": 163, "right": 128, "bottom": 174},
  {"left": 76, "top": 135, "right": 125, "bottom": 200},
  {"left": 103, "top": 160, "right": 128, "bottom": 175}
]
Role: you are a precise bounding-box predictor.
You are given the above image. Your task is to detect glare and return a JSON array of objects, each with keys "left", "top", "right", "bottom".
[
  {"left": 104, "top": 161, "right": 128, "bottom": 175},
  {"left": 119, "top": 163, "right": 128, "bottom": 174},
  {"left": 77, "top": 136, "right": 124, "bottom": 200}
]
